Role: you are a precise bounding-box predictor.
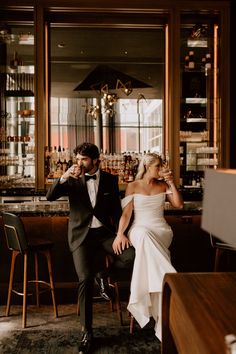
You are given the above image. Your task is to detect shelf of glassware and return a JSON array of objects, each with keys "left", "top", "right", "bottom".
[
  {"left": 0, "top": 109, "right": 35, "bottom": 189},
  {"left": 0, "top": 145, "right": 35, "bottom": 190},
  {"left": 180, "top": 130, "right": 208, "bottom": 168},
  {"left": 180, "top": 144, "right": 218, "bottom": 171},
  {"left": 196, "top": 146, "right": 218, "bottom": 170}
]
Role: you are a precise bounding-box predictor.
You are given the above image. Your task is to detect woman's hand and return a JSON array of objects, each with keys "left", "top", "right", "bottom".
[
  {"left": 163, "top": 170, "right": 174, "bottom": 186},
  {"left": 112, "top": 234, "right": 132, "bottom": 255}
]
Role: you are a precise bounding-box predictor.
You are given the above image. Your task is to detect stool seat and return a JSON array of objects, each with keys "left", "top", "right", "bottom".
[
  {"left": 28, "top": 239, "right": 54, "bottom": 251},
  {"left": 2, "top": 212, "right": 58, "bottom": 328}
]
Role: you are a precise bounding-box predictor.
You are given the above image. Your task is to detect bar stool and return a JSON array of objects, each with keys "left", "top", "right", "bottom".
[
  {"left": 210, "top": 234, "right": 236, "bottom": 271},
  {"left": 76, "top": 255, "right": 131, "bottom": 327},
  {"left": 76, "top": 255, "right": 123, "bottom": 321},
  {"left": 2, "top": 212, "right": 58, "bottom": 328},
  {"left": 109, "top": 276, "right": 135, "bottom": 333},
  {"left": 104, "top": 255, "right": 123, "bottom": 325},
  {"left": 106, "top": 255, "right": 135, "bottom": 330}
]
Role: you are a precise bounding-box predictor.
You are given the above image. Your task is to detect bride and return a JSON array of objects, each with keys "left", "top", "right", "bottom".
[{"left": 112, "top": 153, "right": 183, "bottom": 340}]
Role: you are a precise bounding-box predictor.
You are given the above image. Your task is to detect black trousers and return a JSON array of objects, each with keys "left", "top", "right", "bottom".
[{"left": 72, "top": 226, "right": 135, "bottom": 331}]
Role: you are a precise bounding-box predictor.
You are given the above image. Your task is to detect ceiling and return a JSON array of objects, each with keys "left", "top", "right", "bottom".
[
  {"left": 49, "top": 27, "right": 165, "bottom": 99},
  {"left": 1, "top": 24, "right": 165, "bottom": 100},
  {"left": 1, "top": 11, "right": 219, "bottom": 101}
]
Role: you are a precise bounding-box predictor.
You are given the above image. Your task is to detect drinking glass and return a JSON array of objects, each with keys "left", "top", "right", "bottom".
[{"left": 158, "top": 155, "right": 171, "bottom": 181}]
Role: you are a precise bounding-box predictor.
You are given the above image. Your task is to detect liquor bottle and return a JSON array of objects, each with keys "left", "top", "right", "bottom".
[
  {"left": 50, "top": 146, "right": 58, "bottom": 175},
  {"left": 62, "top": 159, "right": 69, "bottom": 172},
  {"left": 100, "top": 149, "right": 106, "bottom": 170},
  {"left": 57, "top": 145, "right": 62, "bottom": 160},
  {"left": 188, "top": 51, "right": 195, "bottom": 69},
  {"left": 61, "top": 147, "right": 66, "bottom": 161},
  {"left": 10, "top": 51, "right": 22, "bottom": 70},
  {"left": 196, "top": 174, "right": 201, "bottom": 188},
  {"left": 44, "top": 146, "right": 50, "bottom": 177},
  {"left": 128, "top": 169, "right": 134, "bottom": 182}
]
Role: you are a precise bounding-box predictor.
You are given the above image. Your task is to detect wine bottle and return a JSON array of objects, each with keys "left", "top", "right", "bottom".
[{"left": 10, "top": 51, "right": 20, "bottom": 69}]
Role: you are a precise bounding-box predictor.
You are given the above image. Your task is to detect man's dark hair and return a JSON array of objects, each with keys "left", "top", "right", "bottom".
[{"left": 74, "top": 142, "right": 100, "bottom": 160}]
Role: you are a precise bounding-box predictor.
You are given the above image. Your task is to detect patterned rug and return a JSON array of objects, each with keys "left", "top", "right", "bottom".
[{"left": 0, "top": 326, "right": 161, "bottom": 353}]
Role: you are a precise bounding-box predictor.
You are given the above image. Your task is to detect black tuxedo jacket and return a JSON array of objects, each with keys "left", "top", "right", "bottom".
[{"left": 46, "top": 170, "right": 122, "bottom": 252}]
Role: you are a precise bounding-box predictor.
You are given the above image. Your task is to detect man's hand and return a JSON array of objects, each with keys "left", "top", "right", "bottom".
[
  {"left": 62, "top": 164, "right": 84, "bottom": 180},
  {"left": 112, "top": 234, "right": 132, "bottom": 255}
]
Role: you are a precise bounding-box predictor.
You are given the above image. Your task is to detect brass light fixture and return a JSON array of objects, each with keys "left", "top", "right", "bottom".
[
  {"left": 116, "top": 79, "right": 133, "bottom": 96},
  {"left": 90, "top": 81, "right": 119, "bottom": 116},
  {"left": 190, "top": 24, "right": 208, "bottom": 39},
  {"left": 76, "top": 65, "right": 151, "bottom": 118},
  {"left": 84, "top": 104, "right": 100, "bottom": 120},
  {"left": 103, "top": 92, "right": 118, "bottom": 117}
]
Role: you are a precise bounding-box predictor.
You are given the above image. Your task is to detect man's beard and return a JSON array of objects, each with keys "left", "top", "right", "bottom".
[{"left": 84, "top": 162, "right": 96, "bottom": 173}]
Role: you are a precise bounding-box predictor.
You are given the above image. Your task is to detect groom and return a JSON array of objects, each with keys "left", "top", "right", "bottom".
[{"left": 46, "top": 142, "right": 134, "bottom": 354}]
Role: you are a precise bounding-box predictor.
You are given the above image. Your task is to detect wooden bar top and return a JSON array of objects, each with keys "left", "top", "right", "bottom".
[{"left": 162, "top": 272, "right": 236, "bottom": 354}]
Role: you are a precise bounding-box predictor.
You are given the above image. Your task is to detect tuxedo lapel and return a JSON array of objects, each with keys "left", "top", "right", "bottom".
[
  {"left": 76, "top": 175, "right": 92, "bottom": 208},
  {"left": 96, "top": 171, "right": 105, "bottom": 205}
]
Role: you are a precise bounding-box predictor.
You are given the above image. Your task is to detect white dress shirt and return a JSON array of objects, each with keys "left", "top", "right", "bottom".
[{"left": 85, "top": 169, "right": 103, "bottom": 228}]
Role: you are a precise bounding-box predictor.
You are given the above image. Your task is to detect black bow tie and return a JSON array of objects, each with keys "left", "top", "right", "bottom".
[{"left": 85, "top": 174, "right": 97, "bottom": 181}]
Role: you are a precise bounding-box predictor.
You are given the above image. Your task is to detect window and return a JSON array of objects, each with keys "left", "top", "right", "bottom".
[{"left": 49, "top": 26, "right": 165, "bottom": 155}]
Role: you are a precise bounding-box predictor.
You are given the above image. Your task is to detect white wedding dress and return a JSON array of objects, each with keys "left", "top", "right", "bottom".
[{"left": 122, "top": 192, "right": 176, "bottom": 341}]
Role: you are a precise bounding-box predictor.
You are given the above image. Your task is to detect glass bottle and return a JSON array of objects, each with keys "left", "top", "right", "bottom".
[
  {"left": 201, "top": 57, "right": 206, "bottom": 71},
  {"left": 205, "top": 53, "right": 211, "bottom": 70},
  {"left": 184, "top": 55, "right": 190, "bottom": 70},
  {"left": 188, "top": 51, "right": 195, "bottom": 69}
]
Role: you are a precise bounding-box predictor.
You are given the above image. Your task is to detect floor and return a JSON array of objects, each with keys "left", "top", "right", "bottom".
[
  {"left": 0, "top": 302, "right": 161, "bottom": 354},
  {"left": 0, "top": 301, "right": 130, "bottom": 332}
]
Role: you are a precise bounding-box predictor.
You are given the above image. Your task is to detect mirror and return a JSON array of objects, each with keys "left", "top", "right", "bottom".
[{"left": 49, "top": 26, "right": 165, "bottom": 155}]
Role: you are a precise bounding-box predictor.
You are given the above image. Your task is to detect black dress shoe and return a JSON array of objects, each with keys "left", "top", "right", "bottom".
[
  {"left": 78, "top": 331, "right": 93, "bottom": 354},
  {"left": 95, "top": 277, "right": 112, "bottom": 301}
]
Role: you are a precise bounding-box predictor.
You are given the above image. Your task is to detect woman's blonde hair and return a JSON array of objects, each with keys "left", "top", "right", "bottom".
[{"left": 135, "top": 153, "right": 163, "bottom": 180}]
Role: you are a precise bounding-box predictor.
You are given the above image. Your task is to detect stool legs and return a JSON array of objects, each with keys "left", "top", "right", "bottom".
[
  {"left": 22, "top": 252, "right": 28, "bottom": 328},
  {"left": 34, "top": 252, "right": 40, "bottom": 307},
  {"left": 43, "top": 249, "right": 58, "bottom": 318},
  {"left": 6, "top": 250, "right": 19, "bottom": 317},
  {"left": 6, "top": 248, "right": 58, "bottom": 328},
  {"left": 77, "top": 297, "right": 80, "bottom": 316},
  {"left": 111, "top": 281, "right": 123, "bottom": 326},
  {"left": 129, "top": 314, "right": 134, "bottom": 334},
  {"left": 214, "top": 248, "right": 224, "bottom": 271}
]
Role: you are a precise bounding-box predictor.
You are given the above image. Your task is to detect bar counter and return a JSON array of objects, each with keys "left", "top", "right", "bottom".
[
  {"left": 0, "top": 199, "right": 215, "bottom": 305},
  {"left": 0, "top": 200, "right": 202, "bottom": 216}
]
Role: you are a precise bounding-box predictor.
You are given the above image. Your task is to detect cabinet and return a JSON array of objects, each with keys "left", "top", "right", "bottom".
[
  {"left": 0, "top": 30, "right": 35, "bottom": 191},
  {"left": 179, "top": 20, "right": 220, "bottom": 188},
  {"left": 0, "top": 6, "right": 230, "bottom": 195}
]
